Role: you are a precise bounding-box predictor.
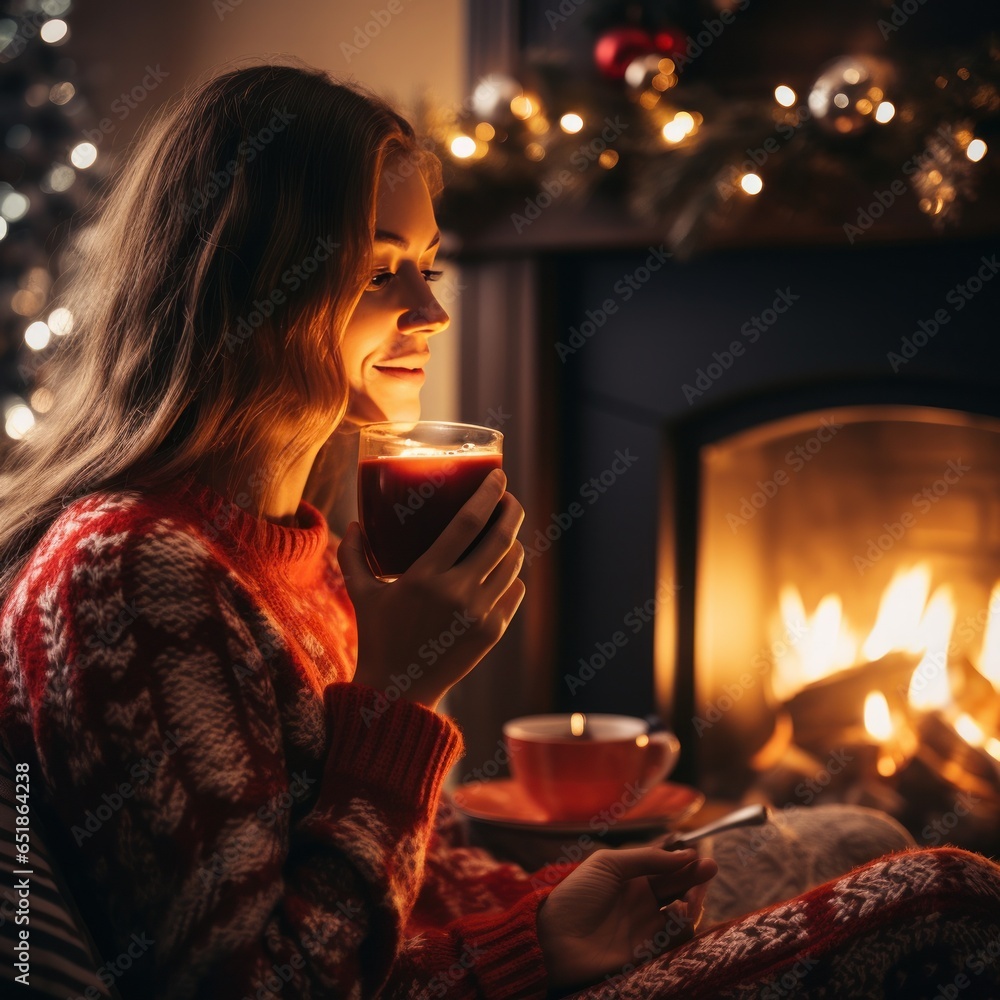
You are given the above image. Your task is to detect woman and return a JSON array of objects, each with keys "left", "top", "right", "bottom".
[
  {"left": 0, "top": 62, "right": 717, "bottom": 998},
  {"left": 3, "top": 60, "right": 1000, "bottom": 1000}
]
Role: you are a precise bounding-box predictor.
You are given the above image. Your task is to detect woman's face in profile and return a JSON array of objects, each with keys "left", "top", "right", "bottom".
[{"left": 341, "top": 159, "right": 450, "bottom": 426}]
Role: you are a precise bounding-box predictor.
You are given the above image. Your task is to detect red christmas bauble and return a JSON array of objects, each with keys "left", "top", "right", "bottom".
[
  {"left": 593, "top": 26, "right": 656, "bottom": 80},
  {"left": 653, "top": 28, "right": 684, "bottom": 56}
]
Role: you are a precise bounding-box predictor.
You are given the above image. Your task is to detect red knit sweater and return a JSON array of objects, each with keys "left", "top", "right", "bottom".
[{"left": 0, "top": 473, "right": 562, "bottom": 999}]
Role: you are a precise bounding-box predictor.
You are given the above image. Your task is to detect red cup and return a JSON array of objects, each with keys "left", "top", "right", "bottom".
[
  {"left": 358, "top": 420, "right": 503, "bottom": 581},
  {"left": 502, "top": 714, "right": 681, "bottom": 822}
]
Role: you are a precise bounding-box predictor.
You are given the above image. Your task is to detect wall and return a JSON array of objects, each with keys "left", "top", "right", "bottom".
[{"left": 70, "top": 0, "right": 465, "bottom": 421}]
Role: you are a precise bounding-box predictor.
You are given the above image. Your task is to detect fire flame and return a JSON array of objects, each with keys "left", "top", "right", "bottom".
[
  {"left": 953, "top": 713, "right": 984, "bottom": 746},
  {"left": 863, "top": 691, "right": 893, "bottom": 742},
  {"left": 570, "top": 712, "right": 586, "bottom": 737},
  {"left": 906, "top": 585, "right": 956, "bottom": 710},
  {"left": 774, "top": 564, "right": 962, "bottom": 708},
  {"left": 976, "top": 582, "right": 1000, "bottom": 693},
  {"left": 861, "top": 565, "right": 930, "bottom": 661},
  {"left": 772, "top": 564, "right": 1000, "bottom": 772}
]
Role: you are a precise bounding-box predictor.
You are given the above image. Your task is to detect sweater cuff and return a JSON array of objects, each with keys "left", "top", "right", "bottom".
[
  {"left": 322, "top": 681, "right": 465, "bottom": 820},
  {"left": 461, "top": 886, "right": 554, "bottom": 1000}
]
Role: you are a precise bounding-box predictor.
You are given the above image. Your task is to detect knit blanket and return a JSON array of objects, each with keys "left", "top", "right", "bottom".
[{"left": 561, "top": 846, "right": 1000, "bottom": 999}]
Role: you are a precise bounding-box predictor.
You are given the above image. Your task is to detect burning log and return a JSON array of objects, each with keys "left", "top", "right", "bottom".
[{"left": 784, "top": 652, "right": 919, "bottom": 756}]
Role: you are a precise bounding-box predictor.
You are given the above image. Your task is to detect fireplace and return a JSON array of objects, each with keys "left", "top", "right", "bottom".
[
  {"left": 693, "top": 403, "right": 1000, "bottom": 849},
  {"left": 442, "top": 4, "right": 1000, "bottom": 852},
  {"left": 535, "top": 237, "right": 1000, "bottom": 852}
]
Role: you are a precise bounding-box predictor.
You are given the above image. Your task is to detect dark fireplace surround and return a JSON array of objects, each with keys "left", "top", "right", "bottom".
[{"left": 444, "top": 4, "right": 1000, "bottom": 817}]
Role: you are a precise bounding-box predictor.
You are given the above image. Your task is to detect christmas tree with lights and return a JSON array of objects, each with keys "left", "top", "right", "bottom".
[{"left": 0, "top": 0, "right": 107, "bottom": 453}]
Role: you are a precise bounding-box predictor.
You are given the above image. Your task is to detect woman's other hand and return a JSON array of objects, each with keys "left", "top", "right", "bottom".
[
  {"left": 536, "top": 846, "right": 718, "bottom": 994},
  {"left": 338, "top": 469, "right": 525, "bottom": 712}
]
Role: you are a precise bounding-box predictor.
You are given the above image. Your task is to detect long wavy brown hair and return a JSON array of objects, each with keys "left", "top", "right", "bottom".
[{"left": 0, "top": 60, "right": 442, "bottom": 600}]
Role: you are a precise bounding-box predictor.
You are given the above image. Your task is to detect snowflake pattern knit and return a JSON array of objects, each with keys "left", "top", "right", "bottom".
[{"left": 0, "top": 474, "right": 559, "bottom": 999}]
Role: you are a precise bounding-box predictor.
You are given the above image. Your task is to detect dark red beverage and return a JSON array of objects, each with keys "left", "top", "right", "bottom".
[{"left": 359, "top": 453, "right": 503, "bottom": 578}]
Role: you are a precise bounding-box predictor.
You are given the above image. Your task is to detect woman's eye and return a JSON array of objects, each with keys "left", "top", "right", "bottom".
[
  {"left": 367, "top": 272, "right": 393, "bottom": 290},
  {"left": 366, "top": 268, "right": 445, "bottom": 291}
]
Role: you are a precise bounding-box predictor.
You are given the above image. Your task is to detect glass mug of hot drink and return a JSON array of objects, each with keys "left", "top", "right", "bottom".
[{"left": 357, "top": 420, "right": 503, "bottom": 581}]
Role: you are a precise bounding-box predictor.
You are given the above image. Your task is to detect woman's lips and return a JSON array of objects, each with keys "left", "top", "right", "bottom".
[{"left": 374, "top": 365, "right": 425, "bottom": 382}]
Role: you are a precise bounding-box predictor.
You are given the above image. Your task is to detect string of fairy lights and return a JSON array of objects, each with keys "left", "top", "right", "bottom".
[
  {"left": 419, "top": 22, "right": 998, "bottom": 257},
  {"left": 1, "top": 0, "right": 105, "bottom": 445}
]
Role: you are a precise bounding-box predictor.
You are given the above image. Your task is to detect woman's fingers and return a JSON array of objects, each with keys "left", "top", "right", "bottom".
[
  {"left": 409, "top": 469, "right": 510, "bottom": 573},
  {"left": 647, "top": 855, "right": 718, "bottom": 907},
  {"left": 479, "top": 538, "right": 524, "bottom": 595},
  {"left": 337, "top": 521, "right": 380, "bottom": 602},
  {"left": 590, "top": 846, "right": 702, "bottom": 883},
  {"left": 682, "top": 879, "right": 710, "bottom": 930}
]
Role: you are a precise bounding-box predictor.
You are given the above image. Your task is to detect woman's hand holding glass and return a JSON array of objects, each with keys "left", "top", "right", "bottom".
[{"left": 339, "top": 469, "right": 525, "bottom": 712}]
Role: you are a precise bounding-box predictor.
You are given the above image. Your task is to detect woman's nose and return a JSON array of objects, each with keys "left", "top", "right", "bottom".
[{"left": 399, "top": 296, "right": 450, "bottom": 336}]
